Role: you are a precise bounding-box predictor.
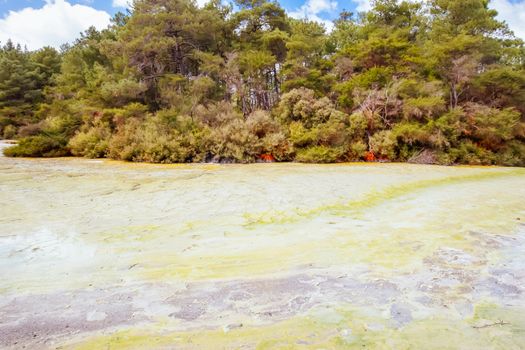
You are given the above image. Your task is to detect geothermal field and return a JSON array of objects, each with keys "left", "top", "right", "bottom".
[{"left": 1, "top": 141, "right": 524, "bottom": 349}]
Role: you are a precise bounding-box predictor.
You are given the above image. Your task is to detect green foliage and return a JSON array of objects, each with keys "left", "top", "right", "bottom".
[
  {"left": 1, "top": 0, "right": 524, "bottom": 166},
  {"left": 498, "top": 141, "right": 525, "bottom": 167},
  {"left": 107, "top": 117, "right": 198, "bottom": 163},
  {"left": 4, "top": 135, "right": 69, "bottom": 157},
  {"left": 296, "top": 146, "right": 344, "bottom": 163},
  {"left": 278, "top": 88, "right": 353, "bottom": 162},
  {"left": 403, "top": 96, "right": 446, "bottom": 120},
  {"left": 471, "top": 67, "right": 525, "bottom": 113},
  {"left": 0, "top": 41, "right": 62, "bottom": 133},
  {"left": 370, "top": 130, "right": 397, "bottom": 160},
  {"left": 2, "top": 124, "right": 16, "bottom": 139},
  {"left": 199, "top": 104, "right": 289, "bottom": 162},
  {"left": 69, "top": 124, "right": 111, "bottom": 158}
]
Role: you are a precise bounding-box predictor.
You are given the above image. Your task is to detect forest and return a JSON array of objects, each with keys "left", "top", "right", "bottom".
[{"left": 1, "top": 0, "right": 524, "bottom": 165}]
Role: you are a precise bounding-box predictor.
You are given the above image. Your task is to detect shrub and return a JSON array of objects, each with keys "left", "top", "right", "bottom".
[
  {"left": 18, "top": 123, "right": 44, "bottom": 137},
  {"left": 370, "top": 130, "right": 396, "bottom": 160},
  {"left": 496, "top": 141, "right": 525, "bottom": 167},
  {"left": 348, "top": 141, "right": 368, "bottom": 161},
  {"left": 247, "top": 110, "right": 291, "bottom": 160},
  {"left": 432, "top": 109, "right": 463, "bottom": 146},
  {"left": 392, "top": 122, "right": 433, "bottom": 148},
  {"left": 107, "top": 117, "right": 196, "bottom": 163},
  {"left": 449, "top": 141, "right": 495, "bottom": 165},
  {"left": 317, "top": 117, "right": 351, "bottom": 152},
  {"left": 69, "top": 125, "right": 111, "bottom": 158},
  {"left": 247, "top": 110, "right": 281, "bottom": 138},
  {"left": 295, "top": 145, "right": 344, "bottom": 163},
  {"left": 4, "top": 135, "right": 69, "bottom": 157},
  {"left": 403, "top": 96, "right": 446, "bottom": 120},
  {"left": 463, "top": 104, "right": 520, "bottom": 151},
  {"left": 347, "top": 113, "right": 368, "bottom": 139},
  {"left": 205, "top": 118, "right": 259, "bottom": 163},
  {"left": 408, "top": 149, "right": 438, "bottom": 164},
  {"left": 2, "top": 124, "right": 16, "bottom": 139},
  {"left": 260, "top": 131, "right": 291, "bottom": 161},
  {"left": 0, "top": 117, "right": 13, "bottom": 137},
  {"left": 194, "top": 101, "right": 240, "bottom": 127},
  {"left": 276, "top": 88, "right": 345, "bottom": 128},
  {"left": 289, "top": 121, "right": 318, "bottom": 148}
]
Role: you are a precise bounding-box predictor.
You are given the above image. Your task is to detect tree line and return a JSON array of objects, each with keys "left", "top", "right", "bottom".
[{"left": 1, "top": 0, "right": 525, "bottom": 165}]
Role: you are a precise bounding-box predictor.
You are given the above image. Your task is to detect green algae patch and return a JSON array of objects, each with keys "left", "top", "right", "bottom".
[
  {"left": 64, "top": 303, "right": 525, "bottom": 350},
  {"left": 132, "top": 175, "right": 525, "bottom": 281},
  {"left": 242, "top": 168, "right": 525, "bottom": 227},
  {"left": 64, "top": 309, "right": 361, "bottom": 350}
]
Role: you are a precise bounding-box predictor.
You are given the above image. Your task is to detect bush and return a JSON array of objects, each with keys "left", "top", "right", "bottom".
[
  {"left": 408, "top": 149, "right": 438, "bottom": 164},
  {"left": 497, "top": 141, "right": 525, "bottom": 167},
  {"left": 347, "top": 113, "right": 368, "bottom": 140},
  {"left": 4, "top": 101, "right": 83, "bottom": 158},
  {"left": 2, "top": 124, "right": 16, "bottom": 139},
  {"left": 278, "top": 89, "right": 354, "bottom": 162},
  {"left": 69, "top": 125, "right": 111, "bottom": 158},
  {"left": 193, "top": 106, "right": 291, "bottom": 163},
  {"left": 107, "top": 117, "right": 196, "bottom": 163},
  {"left": 370, "top": 130, "right": 396, "bottom": 160},
  {"left": 194, "top": 101, "right": 240, "bottom": 127},
  {"left": 246, "top": 111, "right": 291, "bottom": 160},
  {"left": 403, "top": 96, "right": 446, "bottom": 120},
  {"left": 463, "top": 104, "right": 520, "bottom": 151},
  {"left": 0, "top": 117, "right": 13, "bottom": 137},
  {"left": 289, "top": 121, "right": 317, "bottom": 148},
  {"left": 4, "top": 135, "right": 69, "bottom": 157},
  {"left": 18, "top": 123, "right": 44, "bottom": 137},
  {"left": 295, "top": 145, "right": 345, "bottom": 163},
  {"left": 205, "top": 118, "right": 259, "bottom": 163},
  {"left": 449, "top": 141, "right": 495, "bottom": 165},
  {"left": 349, "top": 141, "right": 368, "bottom": 161},
  {"left": 276, "top": 88, "right": 345, "bottom": 128},
  {"left": 392, "top": 122, "right": 433, "bottom": 148}
]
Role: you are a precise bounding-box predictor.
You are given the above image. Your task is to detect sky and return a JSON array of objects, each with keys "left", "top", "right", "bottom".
[{"left": 0, "top": 0, "right": 524, "bottom": 50}]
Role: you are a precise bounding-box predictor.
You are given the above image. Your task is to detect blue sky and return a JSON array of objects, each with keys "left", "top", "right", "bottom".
[
  {"left": 0, "top": 0, "right": 108, "bottom": 14},
  {"left": 0, "top": 0, "right": 355, "bottom": 18},
  {"left": 1, "top": 0, "right": 524, "bottom": 50},
  {"left": 0, "top": 0, "right": 121, "bottom": 15}
]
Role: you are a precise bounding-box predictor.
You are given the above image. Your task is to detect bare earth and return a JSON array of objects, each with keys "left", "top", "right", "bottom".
[{"left": 1, "top": 140, "right": 524, "bottom": 349}]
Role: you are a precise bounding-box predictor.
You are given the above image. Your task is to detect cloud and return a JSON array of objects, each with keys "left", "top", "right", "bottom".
[
  {"left": 352, "top": 0, "right": 372, "bottom": 12},
  {"left": 0, "top": 0, "right": 111, "bottom": 50},
  {"left": 490, "top": 0, "right": 525, "bottom": 39},
  {"left": 289, "top": 0, "right": 338, "bottom": 31},
  {"left": 112, "top": 0, "right": 209, "bottom": 9},
  {"left": 112, "top": 0, "right": 130, "bottom": 7}
]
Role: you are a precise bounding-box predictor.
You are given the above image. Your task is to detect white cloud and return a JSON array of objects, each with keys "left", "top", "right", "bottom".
[
  {"left": 112, "top": 0, "right": 130, "bottom": 7},
  {"left": 0, "top": 0, "right": 111, "bottom": 50},
  {"left": 490, "top": 0, "right": 525, "bottom": 39},
  {"left": 289, "top": 0, "right": 338, "bottom": 31},
  {"left": 352, "top": 0, "right": 371, "bottom": 12},
  {"left": 112, "top": 0, "right": 209, "bottom": 9}
]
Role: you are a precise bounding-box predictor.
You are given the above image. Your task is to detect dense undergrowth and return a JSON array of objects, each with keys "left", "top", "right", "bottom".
[{"left": 1, "top": 0, "right": 525, "bottom": 165}]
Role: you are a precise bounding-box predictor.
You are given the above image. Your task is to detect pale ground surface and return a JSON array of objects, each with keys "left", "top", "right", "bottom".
[{"left": 0, "top": 140, "right": 525, "bottom": 349}]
